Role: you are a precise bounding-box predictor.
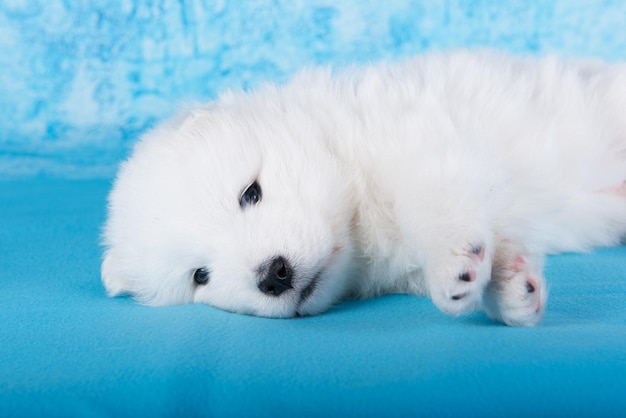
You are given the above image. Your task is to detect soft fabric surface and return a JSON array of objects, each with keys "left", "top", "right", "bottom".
[
  {"left": 1, "top": 180, "right": 625, "bottom": 417},
  {"left": 2, "top": 0, "right": 626, "bottom": 178}
]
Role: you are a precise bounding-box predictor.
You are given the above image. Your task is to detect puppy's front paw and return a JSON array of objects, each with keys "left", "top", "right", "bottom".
[
  {"left": 428, "top": 244, "right": 492, "bottom": 316},
  {"left": 484, "top": 243, "right": 548, "bottom": 327}
]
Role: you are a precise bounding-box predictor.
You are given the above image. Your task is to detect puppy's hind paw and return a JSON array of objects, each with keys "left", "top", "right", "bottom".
[{"left": 484, "top": 250, "right": 548, "bottom": 327}]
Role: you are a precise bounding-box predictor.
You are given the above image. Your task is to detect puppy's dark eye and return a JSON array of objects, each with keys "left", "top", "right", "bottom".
[
  {"left": 193, "top": 268, "right": 210, "bottom": 285},
  {"left": 240, "top": 181, "right": 262, "bottom": 208}
]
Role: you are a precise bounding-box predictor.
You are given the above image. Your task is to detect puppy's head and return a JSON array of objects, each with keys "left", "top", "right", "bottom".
[{"left": 102, "top": 93, "right": 357, "bottom": 317}]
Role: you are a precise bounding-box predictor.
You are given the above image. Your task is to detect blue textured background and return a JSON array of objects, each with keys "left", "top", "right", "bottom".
[{"left": 1, "top": 0, "right": 626, "bottom": 178}]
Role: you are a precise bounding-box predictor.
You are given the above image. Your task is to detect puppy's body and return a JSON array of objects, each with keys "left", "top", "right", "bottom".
[{"left": 102, "top": 51, "right": 626, "bottom": 326}]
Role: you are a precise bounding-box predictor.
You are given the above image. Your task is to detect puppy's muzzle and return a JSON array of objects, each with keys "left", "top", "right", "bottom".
[{"left": 258, "top": 256, "right": 293, "bottom": 296}]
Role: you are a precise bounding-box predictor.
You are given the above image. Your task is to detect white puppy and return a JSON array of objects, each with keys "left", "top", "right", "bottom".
[{"left": 102, "top": 51, "right": 626, "bottom": 326}]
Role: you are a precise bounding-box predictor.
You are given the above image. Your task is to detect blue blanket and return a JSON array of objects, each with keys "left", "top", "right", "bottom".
[{"left": 1, "top": 179, "right": 625, "bottom": 417}]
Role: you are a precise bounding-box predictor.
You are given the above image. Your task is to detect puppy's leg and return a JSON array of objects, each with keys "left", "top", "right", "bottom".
[
  {"left": 385, "top": 145, "right": 502, "bottom": 318},
  {"left": 390, "top": 178, "right": 498, "bottom": 317},
  {"left": 483, "top": 239, "right": 548, "bottom": 327}
]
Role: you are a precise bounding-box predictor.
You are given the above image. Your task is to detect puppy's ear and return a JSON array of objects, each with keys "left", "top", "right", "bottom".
[{"left": 101, "top": 253, "right": 132, "bottom": 297}]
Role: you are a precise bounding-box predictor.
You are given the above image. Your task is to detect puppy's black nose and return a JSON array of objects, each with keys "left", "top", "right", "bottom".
[{"left": 258, "top": 256, "right": 293, "bottom": 296}]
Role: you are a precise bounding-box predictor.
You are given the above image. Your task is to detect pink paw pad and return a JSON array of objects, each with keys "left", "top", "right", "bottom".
[
  {"left": 512, "top": 256, "right": 526, "bottom": 272},
  {"left": 525, "top": 278, "right": 544, "bottom": 313},
  {"left": 470, "top": 245, "right": 485, "bottom": 261},
  {"left": 525, "top": 278, "right": 537, "bottom": 293},
  {"left": 451, "top": 292, "right": 468, "bottom": 300},
  {"left": 458, "top": 270, "right": 476, "bottom": 282}
]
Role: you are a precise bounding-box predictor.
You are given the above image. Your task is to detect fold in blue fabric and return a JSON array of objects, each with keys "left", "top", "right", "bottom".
[{"left": 1, "top": 180, "right": 625, "bottom": 417}]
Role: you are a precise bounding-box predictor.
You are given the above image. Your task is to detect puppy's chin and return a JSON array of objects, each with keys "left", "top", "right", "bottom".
[
  {"left": 194, "top": 284, "right": 343, "bottom": 319},
  {"left": 197, "top": 295, "right": 301, "bottom": 319},
  {"left": 295, "top": 280, "right": 355, "bottom": 317},
  {"left": 295, "top": 297, "right": 330, "bottom": 318}
]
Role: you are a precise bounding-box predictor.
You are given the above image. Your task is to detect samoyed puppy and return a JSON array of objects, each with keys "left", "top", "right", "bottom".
[{"left": 102, "top": 51, "right": 626, "bottom": 327}]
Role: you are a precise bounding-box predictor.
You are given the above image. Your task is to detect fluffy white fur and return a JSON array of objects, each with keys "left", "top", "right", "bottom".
[{"left": 102, "top": 51, "right": 626, "bottom": 326}]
